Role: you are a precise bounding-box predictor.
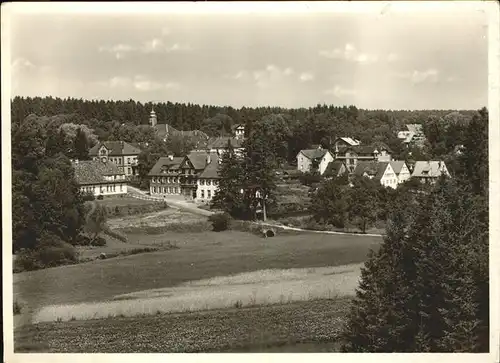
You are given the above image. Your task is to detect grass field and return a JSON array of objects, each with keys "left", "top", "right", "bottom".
[
  {"left": 33, "top": 263, "right": 361, "bottom": 322},
  {"left": 15, "top": 298, "right": 350, "bottom": 353},
  {"left": 14, "top": 230, "right": 380, "bottom": 314}
]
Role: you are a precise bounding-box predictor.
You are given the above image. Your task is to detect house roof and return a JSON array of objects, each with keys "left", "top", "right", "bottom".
[
  {"left": 232, "top": 124, "right": 245, "bottom": 130},
  {"left": 338, "top": 137, "right": 361, "bottom": 146},
  {"left": 354, "top": 161, "right": 390, "bottom": 181},
  {"left": 148, "top": 156, "right": 184, "bottom": 176},
  {"left": 406, "top": 124, "right": 423, "bottom": 134},
  {"left": 154, "top": 124, "right": 209, "bottom": 142},
  {"left": 207, "top": 136, "right": 244, "bottom": 149},
  {"left": 412, "top": 161, "right": 448, "bottom": 178},
  {"left": 89, "top": 141, "right": 142, "bottom": 156},
  {"left": 337, "top": 142, "right": 392, "bottom": 155},
  {"left": 299, "top": 148, "right": 328, "bottom": 160},
  {"left": 323, "top": 160, "right": 346, "bottom": 177},
  {"left": 181, "top": 150, "right": 212, "bottom": 170},
  {"left": 389, "top": 161, "right": 406, "bottom": 175},
  {"left": 73, "top": 160, "right": 124, "bottom": 185},
  {"left": 198, "top": 153, "right": 221, "bottom": 179}
]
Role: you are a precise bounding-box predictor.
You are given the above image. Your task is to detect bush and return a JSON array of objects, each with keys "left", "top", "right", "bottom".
[
  {"left": 208, "top": 212, "right": 231, "bottom": 232},
  {"left": 14, "top": 300, "right": 22, "bottom": 315},
  {"left": 75, "top": 234, "right": 92, "bottom": 246},
  {"left": 91, "top": 236, "right": 107, "bottom": 246},
  {"left": 97, "top": 195, "right": 104, "bottom": 200},
  {"left": 14, "top": 249, "right": 43, "bottom": 272},
  {"left": 81, "top": 192, "right": 95, "bottom": 201},
  {"left": 37, "top": 240, "right": 78, "bottom": 268}
]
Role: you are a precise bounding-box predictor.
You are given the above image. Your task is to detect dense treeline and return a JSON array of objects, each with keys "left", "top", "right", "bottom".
[
  {"left": 341, "top": 108, "right": 489, "bottom": 352},
  {"left": 11, "top": 96, "right": 478, "bottom": 164}
]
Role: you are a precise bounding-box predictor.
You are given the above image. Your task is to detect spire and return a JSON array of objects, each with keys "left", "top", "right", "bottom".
[{"left": 149, "top": 105, "right": 157, "bottom": 127}]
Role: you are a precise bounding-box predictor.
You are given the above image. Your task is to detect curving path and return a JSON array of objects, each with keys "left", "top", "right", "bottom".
[{"left": 127, "top": 186, "right": 383, "bottom": 238}]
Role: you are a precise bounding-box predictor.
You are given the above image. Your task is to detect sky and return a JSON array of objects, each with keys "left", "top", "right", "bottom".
[{"left": 7, "top": 2, "right": 490, "bottom": 110}]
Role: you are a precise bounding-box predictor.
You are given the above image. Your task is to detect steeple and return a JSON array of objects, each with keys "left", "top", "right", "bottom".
[{"left": 149, "top": 106, "right": 157, "bottom": 127}]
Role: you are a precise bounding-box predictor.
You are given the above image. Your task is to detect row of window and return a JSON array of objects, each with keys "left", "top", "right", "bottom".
[
  {"left": 152, "top": 186, "right": 180, "bottom": 194},
  {"left": 200, "top": 189, "right": 212, "bottom": 199},
  {"left": 81, "top": 184, "right": 124, "bottom": 194},
  {"left": 152, "top": 176, "right": 218, "bottom": 186}
]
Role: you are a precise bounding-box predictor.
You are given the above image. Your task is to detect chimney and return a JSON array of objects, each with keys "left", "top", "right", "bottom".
[
  {"left": 206, "top": 153, "right": 211, "bottom": 165},
  {"left": 168, "top": 154, "right": 174, "bottom": 161}
]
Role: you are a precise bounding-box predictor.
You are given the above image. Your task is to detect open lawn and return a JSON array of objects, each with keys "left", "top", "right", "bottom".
[
  {"left": 15, "top": 298, "right": 350, "bottom": 353},
  {"left": 93, "top": 196, "right": 165, "bottom": 208},
  {"left": 14, "top": 230, "right": 380, "bottom": 314}
]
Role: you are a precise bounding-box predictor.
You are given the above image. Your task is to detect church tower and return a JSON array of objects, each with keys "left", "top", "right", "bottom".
[{"left": 149, "top": 107, "right": 157, "bottom": 127}]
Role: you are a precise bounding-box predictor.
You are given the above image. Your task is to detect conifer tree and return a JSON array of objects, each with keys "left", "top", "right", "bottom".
[{"left": 211, "top": 139, "right": 246, "bottom": 218}]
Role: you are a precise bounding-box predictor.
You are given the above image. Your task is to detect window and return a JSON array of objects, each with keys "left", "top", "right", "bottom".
[
  {"left": 163, "top": 187, "right": 167, "bottom": 194},
  {"left": 153, "top": 187, "right": 157, "bottom": 193},
  {"left": 201, "top": 190, "right": 205, "bottom": 198},
  {"left": 200, "top": 179, "right": 205, "bottom": 185},
  {"left": 128, "top": 168, "right": 131, "bottom": 174},
  {"left": 207, "top": 180, "right": 211, "bottom": 186},
  {"left": 120, "top": 184, "right": 123, "bottom": 192},
  {"left": 169, "top": 187, "right": 173, "bottom": 193},
  {"left": 162, "top": 177, "right": 166, "bottom": 183},
  {"left": 207, "top": 190, "right": 211, "bottom": 199}
]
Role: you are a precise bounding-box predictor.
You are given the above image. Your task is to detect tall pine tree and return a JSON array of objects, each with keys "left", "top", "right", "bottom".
[{"left": 211, "top": 139, "right": 246, "bottom": 218}]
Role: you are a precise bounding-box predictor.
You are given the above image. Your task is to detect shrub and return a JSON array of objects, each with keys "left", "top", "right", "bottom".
[
  {"left": 13, "top": 300, "right": 22, "bottom": 315},
  {"left": 208, "top": 212, "right": 231, "bottom": 232},
  {"left": 75, "top": 234, "right": 92, "bottom": 246},
  {"left": 36, "top": 239, "right": 78, "bottom": 268},
  {"left": 14, "top": 249, "right": 43, "bottom": 272},
  {"left": 91, "top": 236, "right": 107, "bottom": 246},
  {"left": 97, "top": 195, "right": 104, "bottom": 200}
]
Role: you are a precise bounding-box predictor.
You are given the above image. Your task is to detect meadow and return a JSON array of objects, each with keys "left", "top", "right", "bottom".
[{"left": 14, "top": 205, "right": 382, "bottom": 352}]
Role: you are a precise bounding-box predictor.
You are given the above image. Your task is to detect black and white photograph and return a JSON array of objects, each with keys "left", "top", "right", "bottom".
[{"left": 2, "top": 1, "right": 499, "bottom": 360}]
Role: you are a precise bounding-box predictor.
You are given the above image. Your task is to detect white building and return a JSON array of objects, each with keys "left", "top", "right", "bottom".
[
  {"left": 390, "top": 161, "right": 412, "bottom": 184},
  {"left": 72, "top": 159, "right": 128, "bottom": 197},
  {"left": 353, "top": 161, "right": 399, "bottom": 189},
  {"left": 296, "top": 146, "right": 334, "bottom": 175}
]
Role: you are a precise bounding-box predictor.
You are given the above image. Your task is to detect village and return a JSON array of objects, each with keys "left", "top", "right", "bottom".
[{"left": 73, "top": 108, "right": 450, "bottom": 209}]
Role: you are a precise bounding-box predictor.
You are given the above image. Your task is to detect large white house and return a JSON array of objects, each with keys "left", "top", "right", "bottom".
[
  {"left": 411, "top": 161, "right": 450, "bottom": 184},
  {"left": 72, "top": 159, "right": 127, "bottom": 197},
  {"left": 390, "top": 161, "right": 412, "bottom": 184},
  {"left": 296, "top": 146, "right": 334, "bottom": 175},
  {"left": 353, "top": 161, "right": 399, "bottom": 189}
]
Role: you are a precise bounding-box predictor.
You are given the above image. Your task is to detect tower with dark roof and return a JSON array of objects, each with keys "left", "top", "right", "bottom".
[{"left": 149, "top": 107, "right": 157, "bottom": 127}]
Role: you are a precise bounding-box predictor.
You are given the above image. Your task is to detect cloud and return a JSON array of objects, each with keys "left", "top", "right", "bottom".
[
  {"left": 226, "top": 65, "right": 295, "bottom": 88},
  {"left": 396, "top": 68, "right": 439, "bottom": 84},
  {"left": 299, "top": 72, "right": 314, "bottom": 82},
  {"left": 12, "top": 57, "right": 36, "bottom": 71},
  {"left": 99, "top": 38, "right": 192, "bottom": 59},
  {"left": 324, "top": 85, "right": 357, "bottom": 98},
  {"left": 319, "top": 43, "right": 378, "bottom": 64},
  {"left": 387, "top": 53, "right": 400, "bottom": 62},
  {"left": 96, "top": 76, "right": 180, "bottom": 92}
]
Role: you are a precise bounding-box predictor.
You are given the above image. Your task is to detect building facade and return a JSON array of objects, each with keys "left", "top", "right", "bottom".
[
  {"left": 334, "top": 143, "right": 392, "bottom": 173},
  {"left": 354, "top": 161, "right": 399, "bottom": 189},
  {"left": 72, "top": 160, "right": 127, "bottom": 197},
  {"left": 411, "top": 161, "right": 450, "bottom": 184},
  {"left": 296, "top": 147, "right": 334, "bottom": 175},
  {"left": 148, "top": 155, "right": 184, "bottom": 198},
  {"left": 89, "top": 141, "right": 142, "bottom": 177}
]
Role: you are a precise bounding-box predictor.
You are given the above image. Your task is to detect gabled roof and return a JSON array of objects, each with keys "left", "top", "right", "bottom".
[
  {"left": 207, "top": 136, "right": 244, "bottom": 149},
  {"left": 232, "top": 124, "right": 245, "bottom": 130},
  {"left": 337, "top": 137, "right": 361, "bottom": 146},
  {"left": 154, "top": 124, "right": 209, "bottom": 142},
  {"left": 148, "top": 156, "right": 184, "bottom": 176},
  {"left": 337, "top": 142, "right": 392, "bottom": 155},
  {"left": 389, "top": 161, "right": 407, "bottom": 175},
  {"left": 299, "top": 148, "right": 328, "bottom": 160},
  {"left": 89, "top": 141, "right": 142, "bottom": 156},
  {"left": 323, "top": 160, "right": 346, "bottom": 177},
  {"left": 354, "top": 161, "right": 390, "bottom": 182},
  {"left": 412, "top": 161, "right": 448, "bottom": 178},
  {"left": 180, "top": 151, "right": 211, "bottom": 170},
  {"left": 154, "top": 124, "right": 179, "bottom": 138},
  {"left": 73, "top": 160, "right": 124, "bottom": 185},
  {"left": 406, "top": 124, "right": 423, "bottom": 134},
  {"left": 198, "top": 153, "right": 221, "bottom": 179}
]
